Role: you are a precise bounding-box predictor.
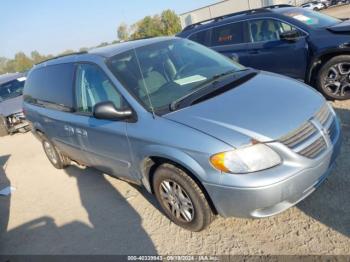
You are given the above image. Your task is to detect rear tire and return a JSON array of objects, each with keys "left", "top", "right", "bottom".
[
  {"left": 153, "top": 163, "right": 214, "bottom": 232},
  {"left": 42, "top": 137, "right": 67, "bottom": 169},
  {"left": 317, "top": 55, "right": 350, "bottom": 100},
  {"left": 0, "top": 115, "right": 8, "bottom": 137}
]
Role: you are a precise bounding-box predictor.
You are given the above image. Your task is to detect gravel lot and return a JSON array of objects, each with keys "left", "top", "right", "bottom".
[
  {"left": 321, "top": 4, "right": 350, "bottom": 19},
  {"left": 0, "top": 5, "right": 350, "bottom": 256}
]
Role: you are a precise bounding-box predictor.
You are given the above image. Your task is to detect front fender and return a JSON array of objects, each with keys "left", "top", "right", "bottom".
[{"left": 138, "top": 145, "right": 209, "bottom": 193}]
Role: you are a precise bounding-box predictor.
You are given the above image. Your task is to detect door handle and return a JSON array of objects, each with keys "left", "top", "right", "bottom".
[
  {"left": 64, "top": 125, "right": 75, "bottom": 136},
  {"left": 248, "top": 50, "right": 260, "bottom": 55},
  {"left": 75, "top": 128, "right": 87, "bottom": 137},
  {"left": 229, "top": 53, "right": 239, "bottom": 62}
]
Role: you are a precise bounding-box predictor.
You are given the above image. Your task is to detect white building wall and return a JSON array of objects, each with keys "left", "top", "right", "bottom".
[{"left": 180, "top": 0, "right": 307, "bottom": 28}]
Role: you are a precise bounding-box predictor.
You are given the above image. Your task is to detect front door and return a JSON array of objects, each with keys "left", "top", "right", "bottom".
[
  {"left": 72, "top": 63, "right": 134, "bottom": 179},
  {"left": 245, "top": 18, "right": 308, "bottom": 80}
]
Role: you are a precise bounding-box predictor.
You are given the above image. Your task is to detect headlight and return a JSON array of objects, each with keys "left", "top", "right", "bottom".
[{"left": 210, "top": 144, "right": 281, "bottom": 174}]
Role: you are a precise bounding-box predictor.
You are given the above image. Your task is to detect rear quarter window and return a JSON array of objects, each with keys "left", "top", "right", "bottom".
[
  {"left": 211, "top": 22, "right": 247, "bottom": 46},
  {"left": 24, "top": 63, "right": 75, "bottom": 110}
]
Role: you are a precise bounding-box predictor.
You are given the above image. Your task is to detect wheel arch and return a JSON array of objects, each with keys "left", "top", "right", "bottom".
[
  {"left": 307, "top": 50, "right": 350, "bottom": 85},
  {"left": 139, "top": 148, "right": 218, "bottom": 215},
  {"left": 33, "top": 127, "right": 45, "bottom": 141}
]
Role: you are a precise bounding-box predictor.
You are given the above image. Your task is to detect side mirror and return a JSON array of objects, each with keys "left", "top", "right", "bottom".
[
  {"left": 229, "top": 53, "right": 239, "bottom": 63},
  {"left": 93, "top": 101, "right": 133, "bottom": 121},
  {"left": 279, "top": 30, "right": 300, "bottom": 42}
]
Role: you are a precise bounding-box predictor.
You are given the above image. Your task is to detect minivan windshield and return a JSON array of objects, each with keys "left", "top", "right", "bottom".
[
  {"left": 280, "top": 9, "right": 341, "bottom": 28},
  {"left": 107, "top": 38, "right": 245, "bottom": 113},
  {"left": 0, "top": 78, "right": 25, "bottom": 102}
]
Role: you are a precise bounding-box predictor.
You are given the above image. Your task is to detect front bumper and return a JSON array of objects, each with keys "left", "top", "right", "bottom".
[
  {"left": 6, "top": 112, "right": 30, "bottom": 133},
  {"left": 203, "top": 118, "right": 342, "bottom": 218}
]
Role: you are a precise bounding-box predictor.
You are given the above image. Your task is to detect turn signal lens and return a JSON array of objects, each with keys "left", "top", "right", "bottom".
[{"left": 210, "top": 152, "right": 230, "bottom": 173}]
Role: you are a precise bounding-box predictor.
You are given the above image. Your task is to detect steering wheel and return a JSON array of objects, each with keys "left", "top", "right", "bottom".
[{"left": 174, "top": 63, "right": 195, "bottom": 80}]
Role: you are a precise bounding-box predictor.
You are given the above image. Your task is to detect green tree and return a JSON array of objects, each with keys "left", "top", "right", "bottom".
[
  {"left": 160, "top": 10, "right": 181, "bottom": 36},
  {"left": 0, "top": 57, "right": 9, "bottom": 74},
  {"left": 13, "top": 52, "right": 33, "bottom": 72},
  {"left": 30, "top": 50, "right": 46, "bottom": 64},
  {"left": 96, "top": 42, "right": 109, "bottom": 48},
  {"left": 130, "top": 10, "right": 181, "bottom": 40},
  {"left": 79, "top": 47, "right": 89, "bottom": 52},
  {"left": 117, "top": 23, "right": 129, "bottom": 41},
  {"left": 59, "top": 49, "right": 75, "bottom": 56},
  {"left": 4, "top": 60, "right": 16, "bottom": 73},
  {"left": 131, "top": 15, "right": 163, "bottom": 40}
]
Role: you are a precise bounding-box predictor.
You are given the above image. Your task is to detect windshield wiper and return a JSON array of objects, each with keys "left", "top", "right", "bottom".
[
  {"left": 170, "top": 69, "right": 248, "bottom": 111},
  {"left": 194, "top": 69, "right": 241, "bottom": 88}
]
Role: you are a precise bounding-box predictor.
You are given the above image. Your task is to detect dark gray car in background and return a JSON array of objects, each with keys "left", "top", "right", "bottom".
[{"left": 0, "top": 73, "right": 30, "bottom": 136}]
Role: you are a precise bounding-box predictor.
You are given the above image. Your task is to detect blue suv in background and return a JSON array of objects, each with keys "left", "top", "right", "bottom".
[{"left": 178, "top": 5, "right": 350, "bottom": 100}]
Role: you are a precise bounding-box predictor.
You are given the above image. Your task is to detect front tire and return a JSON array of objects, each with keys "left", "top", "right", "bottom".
[
  {"left": 317, "top": 55, "right": 350, "bottom": 100},
  {"left": 153, "top": 163, "right": 214, "bottom": 232},
  {"left": 42, "top": 137, "right": 67, "bottom": 169}
]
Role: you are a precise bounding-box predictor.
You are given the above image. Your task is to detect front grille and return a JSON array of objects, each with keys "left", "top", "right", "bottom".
[
  {"left": 279, "top": 122, "right": 317, "bottom": 148},
  {"left": 314, "top": 103, "right": 331, "bottom": 125},
  {"left": 328, "top": 118, "right": 337, "bottom": 142},
  {"left": 298, "top": 137, "right": 327, "bottom": 158},
  {"left": 279, "top": 103, "right": 337, "bottom": 159},
  {"left": 14, "top": 112, "right": 25, "bottom": 119}
]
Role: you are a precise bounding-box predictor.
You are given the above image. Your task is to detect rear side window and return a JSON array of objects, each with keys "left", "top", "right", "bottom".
[
  {"left": 188, "top": 29, "right": 211, "bottom": 46},
  {"left": 24, "top": 63, "right": 75, "bottom": 110},
  {"left": 211, "top": 22, "right": 246, "bottom": 46}
]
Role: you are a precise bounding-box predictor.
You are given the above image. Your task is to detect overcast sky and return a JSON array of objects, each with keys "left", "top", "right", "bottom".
[{"left": 1, "top": 0, "right": 216, "bottom": 58}]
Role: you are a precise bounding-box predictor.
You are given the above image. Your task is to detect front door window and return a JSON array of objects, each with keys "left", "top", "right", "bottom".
[{"left": 75, "top": 63, "right": 125, "bottom": 113}]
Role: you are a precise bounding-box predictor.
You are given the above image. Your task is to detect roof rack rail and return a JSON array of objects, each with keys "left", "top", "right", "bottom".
[
  {"left": 264, "top": 4, "right": 294, "bottom": 9},
  {"left": 182, "top": 4, "right": 294, "bottom": 32},
  {"left": 35, "top": 51, "right": 88, "bottom": 65}
]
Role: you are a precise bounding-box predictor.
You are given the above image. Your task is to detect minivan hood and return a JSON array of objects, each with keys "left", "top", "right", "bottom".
[
  {"left": 327, "top": 20, "right": 350, "bottom": 33},
  {"left": 0, "top": 95, "right": 23, "bottom": 117},
  {"left": 164, "top": 72, "right": 325, "bottom": 148}
]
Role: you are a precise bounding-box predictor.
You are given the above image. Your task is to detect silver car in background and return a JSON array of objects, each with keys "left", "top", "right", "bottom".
[
  {"left": 0, "top": 73, "right": 29, "bottom": 136},
  {"left": 24, "top": 37, "right": 342, "bottom": 231}
]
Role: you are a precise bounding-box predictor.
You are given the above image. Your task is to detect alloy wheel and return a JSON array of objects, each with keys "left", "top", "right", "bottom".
[
  {"left": 43, "top": 141, "right": 58, "bottom": 164},
  {"left": 159, "top": 179, "right": 195, "bottom": 223},
  {"left": 324, "top": 62, "right": 350, "bottom": 98}
]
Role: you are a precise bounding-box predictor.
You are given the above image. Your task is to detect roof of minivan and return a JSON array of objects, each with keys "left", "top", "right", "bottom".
[
  {"left": 0, "top": 72, "right": 25, "bottom": 85},
  {"left": 34, "top": 36, "right": 176, "bottom": 68},
  {"left": 89, "top": 36, "right": 175, "bottom": 57}
]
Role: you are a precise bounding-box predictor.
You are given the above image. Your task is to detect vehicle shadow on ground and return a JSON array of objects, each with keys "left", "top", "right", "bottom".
[
  {"left": 0, "top": 155, "right": 11, "bottom": 238},
  {"left": 0, "top": 166, "right": 157, "bottom": 254},
  {"left": 298, "top": 107, "right": 350, "bottom": 238}
]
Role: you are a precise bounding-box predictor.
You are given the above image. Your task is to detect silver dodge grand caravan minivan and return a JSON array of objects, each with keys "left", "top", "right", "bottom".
[{"left": 23, "top": 37, "right": 342, "bottom": 231}]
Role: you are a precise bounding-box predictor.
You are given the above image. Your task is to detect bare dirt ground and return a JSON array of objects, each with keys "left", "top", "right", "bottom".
[
  {"left": 321, "top": 4, "right": 350, "bottom": 19},
  {"left": 0, "top": 6, "right": 350, "bottom": 256}
]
